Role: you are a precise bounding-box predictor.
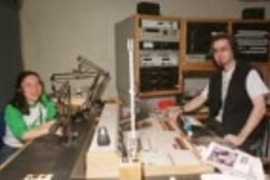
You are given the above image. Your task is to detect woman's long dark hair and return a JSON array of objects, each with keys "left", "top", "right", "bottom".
[{"left": 10, "top": 71, "right": 43, "bottom": 115}]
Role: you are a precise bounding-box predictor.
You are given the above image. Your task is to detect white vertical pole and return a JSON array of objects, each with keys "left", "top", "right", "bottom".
[{"left": 127, "top": 38, "right": 137, "bottom": 160}]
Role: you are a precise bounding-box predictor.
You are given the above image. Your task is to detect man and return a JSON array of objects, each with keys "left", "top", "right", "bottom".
[{"left": 169, "top": 33, "right": 269, "bottom": 154}]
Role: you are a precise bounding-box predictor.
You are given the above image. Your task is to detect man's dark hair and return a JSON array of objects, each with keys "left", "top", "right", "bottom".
[{"left": 210, "top": 33, "right": 236, "bottom": 54}]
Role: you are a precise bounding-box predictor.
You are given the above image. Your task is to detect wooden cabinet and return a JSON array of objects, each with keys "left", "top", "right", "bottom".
[
  {"left": 116, "top": 15, "right": 270, "bottom": 100},
  {"left": 182, "top": 19, "right": 270, "bottom": 84},
  {"left": 115, "top": 15, "right": 183, "bottom": 101},
  {"left": 181, "top": 19, "right": 229, "bottom": 71},
  {"left": 181, "top": 19, "right": 270, "bottom": 71}
]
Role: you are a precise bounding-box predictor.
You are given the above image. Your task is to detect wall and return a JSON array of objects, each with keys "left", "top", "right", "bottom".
[
  {"left": 0, "top": 0, "right": 22, "bottom": 110},
  {"left": 20, "top": 0, "right": 270, "bottom": 98}
]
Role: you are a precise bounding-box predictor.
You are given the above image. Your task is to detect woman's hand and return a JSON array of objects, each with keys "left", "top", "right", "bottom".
[
  {"left": 22, "top": 121, "right": 56, "bottom": 141},
  {"left": 41, "top": 121, "right": 56, "bottom": 134},
  {"left": 55, "top": 127, "right": 63, "bottom": 136}
]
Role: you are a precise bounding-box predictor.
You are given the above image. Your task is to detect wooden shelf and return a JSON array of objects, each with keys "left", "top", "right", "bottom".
[
  {"left": 231, "top": 19, "right": 270, "bottom": 23},
  {"left": 181, "top": 61, "right": 215, "bottom": 71},
  {"left": 181, "top": 61, "right": 270, "bottom": 72},
  {"left": 139, "top": 89, "right": 182, "bottom": 98},
  {"left": 135, "top": 14, "right": 182, "bottom": 22},
  {"left": 116, "top": 15, "right": 270, "bottom": 99},
  {"left": 181, "top": 18, "right": 270, "bottom": 77},
  {"left": 251, "top": 62, "right": 270, "bottom": 68}
]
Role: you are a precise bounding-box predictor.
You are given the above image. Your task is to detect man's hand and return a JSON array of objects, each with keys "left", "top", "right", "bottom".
[
  {"left": 165, "top": 106, "right": 182, "bottom": 123},
  {"left": 22, "top": 121, "right": 56, "bottom": 141},
  {"left": 224, "top": 134, "right": 245, "bottom": 147}
]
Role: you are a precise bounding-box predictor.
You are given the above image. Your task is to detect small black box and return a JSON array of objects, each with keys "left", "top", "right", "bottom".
[
  {"left": 137, "top": 2, "right": 160, "bottom": 15},
  {"left": 242, "top": 8, "right": 265, "bottom": 19}
]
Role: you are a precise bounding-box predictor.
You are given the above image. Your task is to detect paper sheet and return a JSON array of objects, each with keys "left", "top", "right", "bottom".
[{"left": 169, "top": 150, "right": 200, "bottom": 166}]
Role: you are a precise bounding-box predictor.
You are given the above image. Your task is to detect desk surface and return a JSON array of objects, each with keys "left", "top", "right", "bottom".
[
  {"left": 86, "top": 109, "right": 215, "bottom": 179},
  {"left": 0, "top": 119, "right": 96, "bottom": 180}
]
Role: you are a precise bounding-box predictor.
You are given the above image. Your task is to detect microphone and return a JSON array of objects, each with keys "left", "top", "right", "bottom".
[{"left": 97, "top": 126, "right": 111, "bottom": 146}]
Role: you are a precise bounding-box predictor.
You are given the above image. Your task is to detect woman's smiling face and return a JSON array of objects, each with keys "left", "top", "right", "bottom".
[{"left": 21, "top": 74, "right": 42, "bottom": 104}]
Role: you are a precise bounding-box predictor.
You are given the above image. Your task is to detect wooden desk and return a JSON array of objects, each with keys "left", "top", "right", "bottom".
[
  {"left": 0, "top": 140, "right": 32, "bottom": 171},
  {"left": 0, "top": 119, "right": 96, "bottom": 180},
  {"left": 194, "top": 108, "right": 270, "bottom": 173},
  {"left": 86, "top": 104, "right": 214, "bottom": 179}
]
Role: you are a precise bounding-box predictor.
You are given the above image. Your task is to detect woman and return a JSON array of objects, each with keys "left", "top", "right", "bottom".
[{"left": 0, "top": 71, "right": 57, "bottom": 164}]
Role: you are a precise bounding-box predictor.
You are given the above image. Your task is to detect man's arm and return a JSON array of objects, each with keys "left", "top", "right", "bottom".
[
  {"left": 225, "top": 70, "right": 269, "bottom": 147},
  {"left": 182, "top": 94, "right": 208, "bottom": 113},
  {"left": 239, "top": 95, "right": 266, "bottom": 141},
  {"left": 167, "top": 94, "right": 207, "bottom": 121},
  {"left": 225, "top": 95, "right": 266, "bottom": 146}
]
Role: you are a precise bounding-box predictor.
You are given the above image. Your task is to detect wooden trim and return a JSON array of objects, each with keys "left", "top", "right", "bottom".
[
  {"left": 134, "top": 15, "right": 140, "bottom": 94},
  {"left": 183, "top": 18, "right": 230, "bottom": 23},
  {"left": 143, "top": 164, "right": 213, "bottom": 177},
  {"left": 119, "top": 162, "right": 142, "bottom": 180},
  {"left": 139, "top": 90, "right": 182, "bottom": 98},
  {"left": 178, "top": 18, "right": 184, "bottom": 93},
  {"left": 230, "top": 19, "right": 270, "bottom": 23},
  {"left": 167, "top": 120, "right": 203, "bottom": 161},
  {"left": 135, "top": 14, "right": 181, "bottom": 21},
  {"left": 129, "top": 15, "right": 270, "bottom": 96},
  {"left": 180, "top": 19, "right": 187, "bottom": 91},
  {"left": 182, "top": 61, "right": 215, "bottom": 71}
]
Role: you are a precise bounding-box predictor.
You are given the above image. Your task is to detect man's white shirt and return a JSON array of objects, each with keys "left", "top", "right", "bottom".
[{"left": 200, "top": 68, "right": 269, "bottom": 122}]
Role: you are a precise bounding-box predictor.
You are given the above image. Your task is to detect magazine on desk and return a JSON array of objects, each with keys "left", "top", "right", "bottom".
[{"left": 202, "top": 142, "right": 265, "bottom": 180}]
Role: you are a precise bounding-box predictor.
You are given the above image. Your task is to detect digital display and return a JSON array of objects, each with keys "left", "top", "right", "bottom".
[
  {"left": 143, "top": 58, "right": 152, "bottom": 61},
  {"left": 144, "top": 28, "right": 159, "bottom": 33},
  {"left": 187, "top": 22, "right": 228, "bottom": 56},
  {"left": 143, "top": 42, "right": 154, "bottom": 49}
]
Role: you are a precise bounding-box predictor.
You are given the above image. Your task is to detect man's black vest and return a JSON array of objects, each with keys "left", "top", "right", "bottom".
[{"left": 208, "top": 62, "right": 265, "bottom": 142}]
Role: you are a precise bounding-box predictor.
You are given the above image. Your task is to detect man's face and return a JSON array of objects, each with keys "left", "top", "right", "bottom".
[{"left": 212, "top": 39, "right": 234, "bottom": 68}]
